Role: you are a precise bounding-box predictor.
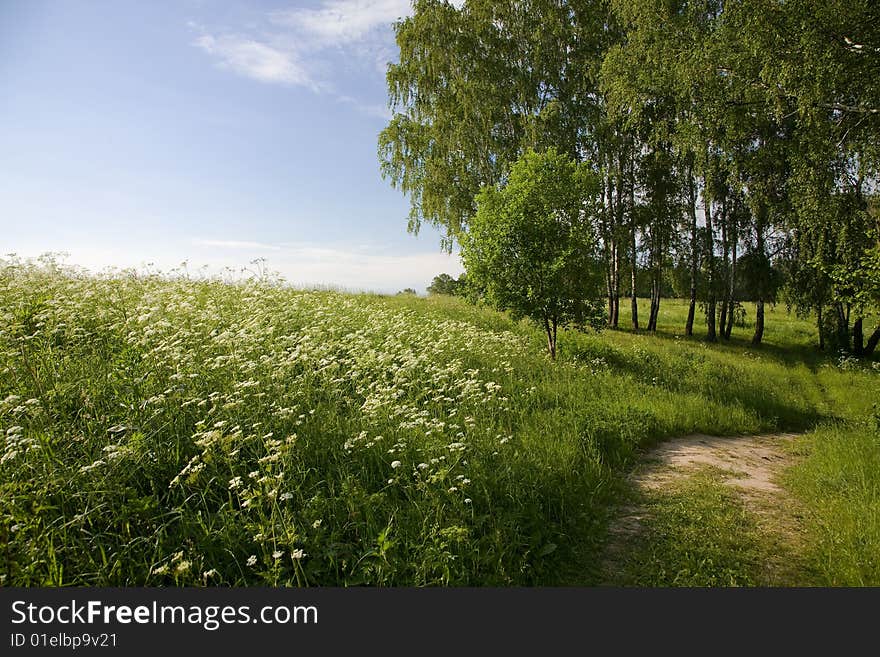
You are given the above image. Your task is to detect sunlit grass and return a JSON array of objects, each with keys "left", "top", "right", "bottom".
[
  {"left": 1, "top": 258, "right": 877, "bottom": 585},
  {"left": 605, "top": 470, "right": 771, "bottom": 587},
  {"left": 785, "top": 418, "right": 880, "bottom": 586}
]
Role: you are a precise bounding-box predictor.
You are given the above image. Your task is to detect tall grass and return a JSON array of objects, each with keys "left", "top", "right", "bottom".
[
  {"left": 1, "top": 258, "right": 876, "bottom": 585},
  {"left": 784, "top": 415, "right": 880, "bottom": 585},
  {"left": 605, "top": 470, "right": 774, "bottom": 587}
]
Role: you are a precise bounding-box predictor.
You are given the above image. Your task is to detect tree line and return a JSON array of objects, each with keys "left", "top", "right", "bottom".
[{"left": 380, "top": 0, "right": 880, "bottom": 356}]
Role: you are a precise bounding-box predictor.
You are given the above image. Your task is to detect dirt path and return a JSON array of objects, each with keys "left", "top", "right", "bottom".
[
  {"left": 631, "top": 432, "right": 800, "bottom": 495},
  {"left": 602, "top": 432, "right": 808, "bottom": 585}
]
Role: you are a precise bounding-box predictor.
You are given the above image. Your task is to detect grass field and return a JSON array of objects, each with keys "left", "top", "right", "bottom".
[{"left": 1, "top": 258, "right": 878, "bottom": 585}]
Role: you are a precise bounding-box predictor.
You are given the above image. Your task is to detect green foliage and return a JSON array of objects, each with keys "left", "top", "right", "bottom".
[
  {"left": 460, "top": 148, "right": 606, "bottom": 357},
  {"left": 737, "top": 250, "right": 784, "bottom": 303},
  {"left": 427, "top": 272, "right": 466, "bottom": 297},
  {"left": 379, "top": 0, "right": 608, "bottom": 240},
  {"left": 380, "top": 0, "right": 880, "bottom": 354},
  {"left": 862, "top": 244, "right": 880, "bottom": 310}
]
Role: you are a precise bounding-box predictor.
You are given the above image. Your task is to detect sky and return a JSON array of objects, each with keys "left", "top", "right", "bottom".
[{"left": 0, "top": 0, "right": 465, "bottom": 293}]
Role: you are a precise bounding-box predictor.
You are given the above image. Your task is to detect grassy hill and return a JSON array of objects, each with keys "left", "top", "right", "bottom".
[{"left": 1, "top": 259, "right": 878, "bottom": 585}]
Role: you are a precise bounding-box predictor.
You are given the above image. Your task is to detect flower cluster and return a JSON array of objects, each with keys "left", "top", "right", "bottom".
[{"left": 0, "top": 258, "right": 534, "bottom": 586}]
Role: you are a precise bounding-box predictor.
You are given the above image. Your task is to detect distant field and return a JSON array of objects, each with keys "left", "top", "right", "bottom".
[{"left": 1, "top": 261, "right": 878, "bottom": 585}]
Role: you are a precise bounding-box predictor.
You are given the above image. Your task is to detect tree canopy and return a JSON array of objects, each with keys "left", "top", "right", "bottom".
[
  {"left": 381, "top": 0, "right": 880, "bottom": 356},
  {"left": 427, "top": 272, "right": 467, "bottom": 296}
]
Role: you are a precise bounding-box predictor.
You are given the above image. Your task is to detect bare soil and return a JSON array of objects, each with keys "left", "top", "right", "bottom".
[
  {"left": 632, "top": 432, "right": 799, "bottom": 495},
  {"left": 603, "top": 432, "right": 808, "bottom": 584}
]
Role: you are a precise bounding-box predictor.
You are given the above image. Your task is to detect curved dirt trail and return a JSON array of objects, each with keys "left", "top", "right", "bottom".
[{"left": 602, "top": 432, "right": 808, "bottom": 585}]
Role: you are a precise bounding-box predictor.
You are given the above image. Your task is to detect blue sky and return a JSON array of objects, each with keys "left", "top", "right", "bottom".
[{"left": 0, "top": 0, "right": 464, "bottom": 293}]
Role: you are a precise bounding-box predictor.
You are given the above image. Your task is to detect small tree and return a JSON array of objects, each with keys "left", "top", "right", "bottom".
[{"left": 460, "top": 148, "right": 605, "bottom": 359}]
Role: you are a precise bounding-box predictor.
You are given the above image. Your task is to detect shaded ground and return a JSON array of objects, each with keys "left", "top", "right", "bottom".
[{"left": 603, "top": 432, "right": 813, "bottom": 586}]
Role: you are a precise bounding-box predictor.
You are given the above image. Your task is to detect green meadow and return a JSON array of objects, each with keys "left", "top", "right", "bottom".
[{"left": 2, "top": 259, "right": 878, "bottom": 585}]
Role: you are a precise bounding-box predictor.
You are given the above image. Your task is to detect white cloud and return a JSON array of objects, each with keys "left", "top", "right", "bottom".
[
  {"left": 193, "top": 34, "right": 314, "bottom": 88},
  {"left": 191, "top": 1, "right": 465, "bottom": 117},
  {"left": 270, "top": 0, "right": 412, "bottom": 46}
]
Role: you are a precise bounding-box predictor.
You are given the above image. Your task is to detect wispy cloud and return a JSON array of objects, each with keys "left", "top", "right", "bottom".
[
  {"left": 269, "top": 0, "right": 412, "bottom": 46},
  {"left": 193, "top": 35, "right": 314, "bottom": 89},
  {"left": 191, "top": 1, "right": 466, "bottom": 118}
]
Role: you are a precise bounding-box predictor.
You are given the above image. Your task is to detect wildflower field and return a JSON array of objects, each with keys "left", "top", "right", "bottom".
[{"left": 2, "top": 259, "right": 878, "bottom": 585}]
